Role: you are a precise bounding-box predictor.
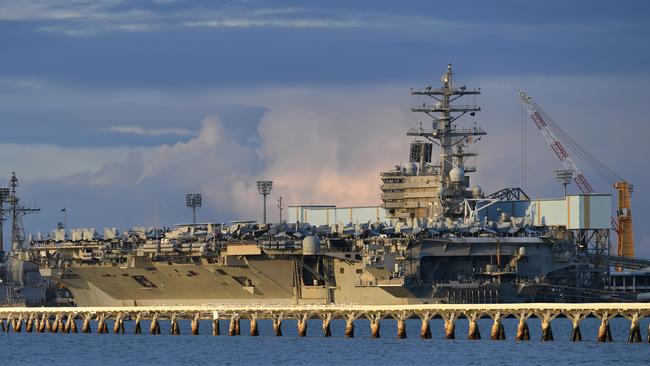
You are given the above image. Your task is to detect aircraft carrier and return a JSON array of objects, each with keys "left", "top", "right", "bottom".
[{"left": 1, "top": 64, "right": 648, "bottom": 307}]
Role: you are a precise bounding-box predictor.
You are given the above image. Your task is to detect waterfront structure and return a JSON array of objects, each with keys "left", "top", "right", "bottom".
[
  {"left": 0, "top": 303, "right": 648, "bottom": 343},
  {"left": 0, "top": 65, "right": 647, "bottom": 307}
]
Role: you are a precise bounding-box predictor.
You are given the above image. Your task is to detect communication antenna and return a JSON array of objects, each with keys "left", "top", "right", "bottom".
[
  {"left": 185, "top": 193, "right": 202, "bottom": 224},
  {"left": 277, "top": 196, "right": 284, "bottom": 223},
  {"left": 256, "top": 180, "right": 273, "bottom": 224},
  {"left": 4, "top": 173, "right": 40, "bottom": 251},
  {"left": 0, "top": 187, "right": 10, "bottom": 252}
]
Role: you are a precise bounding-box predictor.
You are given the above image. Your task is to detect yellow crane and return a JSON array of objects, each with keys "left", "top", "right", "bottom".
[{"left": 614, "top": 182, "right": 634, "bottom": 259}]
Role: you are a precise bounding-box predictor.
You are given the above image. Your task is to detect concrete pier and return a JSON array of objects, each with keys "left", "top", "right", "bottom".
[{"left": 0, "top": 303, "right": 647, "bottom": 342}]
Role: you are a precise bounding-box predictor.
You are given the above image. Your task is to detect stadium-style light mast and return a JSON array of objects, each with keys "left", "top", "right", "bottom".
[{"left": 256, "top": 181, "right": 273, "bottom": 224}]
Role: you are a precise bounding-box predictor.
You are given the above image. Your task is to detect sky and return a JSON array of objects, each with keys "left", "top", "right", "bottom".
[{"left": 1, "top": 0, "right": 649, "bottom": 256}]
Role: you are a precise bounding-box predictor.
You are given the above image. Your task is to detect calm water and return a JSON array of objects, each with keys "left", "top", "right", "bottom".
[{"left": 2, "top": 317, "right": 649, "bottom": 365}]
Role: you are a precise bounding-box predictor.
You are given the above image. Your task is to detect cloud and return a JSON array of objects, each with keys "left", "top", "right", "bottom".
[
  {"left": 105, "top": 125, "right": 196, "bottom": 137},
  {"left": 6, "top": 1, "right": 644, "bottom": 37},
  {"left": 182, "top": 18, "right": 364, "bottom": 29}
]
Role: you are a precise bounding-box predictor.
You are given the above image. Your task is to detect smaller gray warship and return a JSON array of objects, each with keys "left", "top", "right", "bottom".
[{"left": 2, "top": 65, "right": 649, "bottom": 307}]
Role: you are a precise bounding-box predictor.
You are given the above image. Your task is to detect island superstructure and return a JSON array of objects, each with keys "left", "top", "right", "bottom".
[{"left": 2, "top": 65, "right": 648, "bottom": 307}]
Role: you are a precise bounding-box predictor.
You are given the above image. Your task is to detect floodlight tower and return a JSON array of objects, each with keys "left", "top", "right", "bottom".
[
  {"left": 277, "top": 196, "right": 284, "bottom": 223},
  {"left": 185, "top": 193, "right": 202, "bottom": 224},
  {"left": 256, "top": 180, "right": 273, "bottom": 224},
  {"left": 555, "top": 169, "right": 574, "bottom": 197}
]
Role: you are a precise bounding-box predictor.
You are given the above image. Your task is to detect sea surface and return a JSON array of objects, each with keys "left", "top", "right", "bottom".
[{"left": 2, "top": 317, "right": 649, "bottom": 365}]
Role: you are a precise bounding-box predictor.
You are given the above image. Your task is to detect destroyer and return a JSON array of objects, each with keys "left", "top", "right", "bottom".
[{"left": 2, "top": 65, "right": 645, "bottom": 306}]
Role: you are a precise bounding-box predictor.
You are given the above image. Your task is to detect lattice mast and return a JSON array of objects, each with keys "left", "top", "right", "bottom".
[{"left": 408, "top": 64, "right": 485, "bottom": 213}]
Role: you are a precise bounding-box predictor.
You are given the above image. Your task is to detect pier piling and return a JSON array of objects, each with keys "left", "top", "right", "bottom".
[
  {"left": 212, "top": 312, "right": 220, "bottom": 336},
  {"left": 564, "top": 311, "right": 587, "bottom": 342},
  {"left": 419, "top": 312, "right": 434, "bottom": 339},
  {"left": 149, "top": 314, "right": 160, "bottom": 335},
  {"left": 25, "top": 314, "right": 33, "bottom": 333},
  {"left": 272, "top": 314, "right": 283, "bottom": 336},
  {"left": 171, "top": 314, "right": 180, "bottom": 335},
  {"left": 395, "top": 311, "right": 409, "bottom": 339},
  {"left": 344, "top": 314, "right": 357, "bottom": 338},
  {"left": 321, "top": 313, "right": 332, "bottom": 337},
  {"left": 596, "top": 311, "right": 616, "bottom": 342},
  {"left": 540, "top": 310, "right": 559, "bottom": 341},
  {"left": 249, "top": 314, "right": 259, "bottom": 336},
  {"left": 624, "top": 312, "right": 643, "bottom": 343},
  {"left": 191, "top": 314, "right": 200, "bottom": 335},
  {"left": 367, "top": 312, "right": 382, "bottom": 338},
  {"left": 228, "top": 315, "right": 240, "bottom": 336},
  {"left": 134, "top": 313, "right": 142, "bottom": 334},
  {"left": 441, "top": 312, "right": 459, "bottom": 339},
  {"left": 466, "top": 312, "right": 481, "bottom": 340},
  {"left": 81, "top": 314, "right": 91, "bottom": 333},
  {"left": 297, "top": 314, "right": 308, "bottom": 337}
]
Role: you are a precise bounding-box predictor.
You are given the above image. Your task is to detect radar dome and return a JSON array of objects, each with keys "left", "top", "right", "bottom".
[
  {"left": 471, "top": 185, "right": 483, "bottom": 198},
  {"left": 449, "top": 166, "right": 465, "bottom": 183},
  {"left": 302, "top": 235, "right": 321, "bottom": 255},
  {"left": 405, "top": 162, "right": 418, "bottom": 175}
]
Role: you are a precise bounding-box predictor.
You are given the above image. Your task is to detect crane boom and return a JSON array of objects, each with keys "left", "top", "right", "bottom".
[{"left": 519, "top": 91, "right": 594, "bottom": 194}]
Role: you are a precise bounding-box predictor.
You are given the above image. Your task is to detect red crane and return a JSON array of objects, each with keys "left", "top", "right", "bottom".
[{"left": 519, "top": 91, "right": 593, "bottom": 194}]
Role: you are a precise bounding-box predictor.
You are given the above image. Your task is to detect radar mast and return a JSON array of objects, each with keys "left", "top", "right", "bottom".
[{"left": 380, "top": 64, "right": 486, "bottom": 221}]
